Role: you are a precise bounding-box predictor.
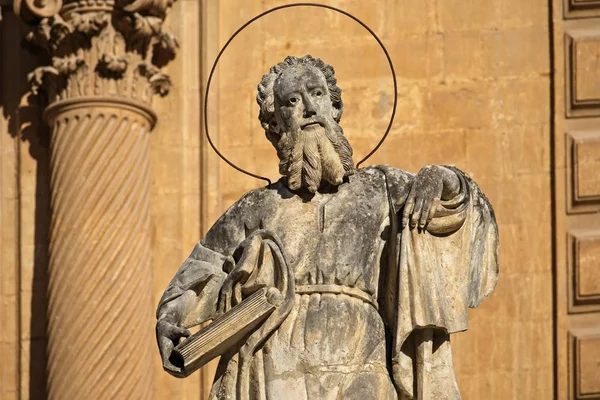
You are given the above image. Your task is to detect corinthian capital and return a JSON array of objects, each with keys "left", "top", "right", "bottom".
[{"left": 16, "top": 0, "right": 179, "bottom": 108}]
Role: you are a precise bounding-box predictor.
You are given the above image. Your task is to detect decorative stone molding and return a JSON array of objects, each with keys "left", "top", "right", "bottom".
[
  {"left": 565, "top": 0, "right": 600, "bottom": 19},
  {"left": 15, "top": 1, "right": 178, "bottom": 399},
  {"left": 569, "top": 329, "right": 600, "bottom": 399},
  {"left": 13, "top": 0, "right": 63, "bottom": 20},
  {"left": 568, "top": 230, "right": 600, "bottom": 313},
  {"left": 15, "top": 0, "right": 178, "bottom": 109},
  {"left": 565, "top": 31, "right": 600, "bottom": 118},
  {"left": 566, "top": 131, "right": 600, "bottom": 213}
]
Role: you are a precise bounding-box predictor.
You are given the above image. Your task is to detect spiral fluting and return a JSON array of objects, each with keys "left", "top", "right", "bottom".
[{"left": 45, "top": 102, "right": 155, "bottom": 400}]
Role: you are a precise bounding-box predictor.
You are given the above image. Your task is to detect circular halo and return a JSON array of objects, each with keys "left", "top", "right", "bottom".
[{"left": 204, "top": 3, "right": 398, "bottom": 185}]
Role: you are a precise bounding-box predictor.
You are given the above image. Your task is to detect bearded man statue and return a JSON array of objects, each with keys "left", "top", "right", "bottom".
[{"left": 156, "top": 55, "right": 499, "bottom": 400}]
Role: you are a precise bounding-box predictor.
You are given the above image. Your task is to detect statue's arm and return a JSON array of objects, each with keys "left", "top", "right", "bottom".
[
  {"left": 388, "top": 167, "right": 498, "bottom": 395},
  {"left": 156, "top": 243, "right": 230, "bottom": 327},
  {"left": 156, "top": 191, "right": 257, "bottom": 374}
]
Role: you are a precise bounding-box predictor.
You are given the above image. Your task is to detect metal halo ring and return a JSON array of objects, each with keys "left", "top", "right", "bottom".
[{"left": 204, "top": 2, "right": 398, "bottom": 185}]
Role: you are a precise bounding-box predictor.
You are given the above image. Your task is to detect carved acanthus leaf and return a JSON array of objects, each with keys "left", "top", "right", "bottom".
[
  {"left": 131, "top": 12, "right": 162, "bottom": 37},
  {"left": 120, "top": 0, "right": 174, "bottom": 18},
  {"left": 19, "top": 0, "right": 179, "bottom": 104},
  {"left": 71, "top": 12, "right": 110, "bottom": 35},
  {"left": 137, "top": 61, "right": 170, "bottom": 96},
  {"left": 152, "top": 31, "right": 178, "bottom": 67},
  {"left": 28, "top": 66, "right": 59, "bottom": 95},
  {"left": 98, "top": 53, "right": 129, "bottom": 76},
  {"left": 113, "top": 10, "right": 163, "bottom": 55},
  {"left": 52, "top": 54, "right": 86, "bottom": 74},
  {"left": 26, "top": 14, "right": 73, "bottom": 51},
  {"left": 137, "top": 60, "right": 159, "bottom": 77},
  {"left": 148, "top": 72, "right": 170, "bottom": 96}
]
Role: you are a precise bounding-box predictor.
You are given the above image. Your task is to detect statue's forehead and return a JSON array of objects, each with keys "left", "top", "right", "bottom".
[{"left": 275, "top": 66, "right": 327, "bottom": 95}]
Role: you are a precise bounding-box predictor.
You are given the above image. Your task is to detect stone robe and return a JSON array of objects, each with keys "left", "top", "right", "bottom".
[{"left": 157, "top": 166, "right": 499, "bottom": 400}]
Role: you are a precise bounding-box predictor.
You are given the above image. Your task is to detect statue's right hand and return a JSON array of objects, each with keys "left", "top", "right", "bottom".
[
  {"left": 156, "top": 318, "right": 191, "bottom": 375},
  {"left": 218, "top": 275, "right": 235, "bottom": 315}
]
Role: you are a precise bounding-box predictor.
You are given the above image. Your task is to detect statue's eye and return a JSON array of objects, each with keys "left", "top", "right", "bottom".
[
  {"left": 314, "top": 90, "right": 323, "bottom": 97},
  {"left": 289, "top": 97, "right": 298, "bottom": 105}
]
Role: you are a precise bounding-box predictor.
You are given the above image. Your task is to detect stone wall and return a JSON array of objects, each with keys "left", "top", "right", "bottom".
[{"left": 0, "top": 0, "right": 554, "bottom": 399}]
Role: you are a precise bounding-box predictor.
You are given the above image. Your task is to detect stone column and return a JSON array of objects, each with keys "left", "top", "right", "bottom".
[{"left": 14, "top": 1, "right": 178, "bottom": 398}]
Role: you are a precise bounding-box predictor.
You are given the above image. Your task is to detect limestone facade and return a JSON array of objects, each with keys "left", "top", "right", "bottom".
[{"left": 0, "top": 0, "right": 597, "bottom": 399}]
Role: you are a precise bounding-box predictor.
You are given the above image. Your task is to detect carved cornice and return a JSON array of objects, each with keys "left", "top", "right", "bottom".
[{"left": 15, "top": 0, "right": 178, "bottom": 107}]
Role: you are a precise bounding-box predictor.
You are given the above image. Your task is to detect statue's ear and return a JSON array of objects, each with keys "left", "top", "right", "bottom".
[
  {"left": 260, "top": 109, "right": 281, "bottom": 136},
  {"left": 265, "top": 114, "right": 283, "bottom": 147},
  {"left": 265, "top": 129, "right": 280, "bottom": 148},
  {"left": 269, "top": 117, "right": 282, "bottom": 134},
  {"left": 332, "top": 105, "right": 343, "bottom": 122}
]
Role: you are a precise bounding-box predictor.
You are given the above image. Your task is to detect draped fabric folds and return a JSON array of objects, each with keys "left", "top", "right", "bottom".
[
  {"left": 378, "top": 166, "right": 499, "bottom": 398},
  {"left": 156, "top": 166, "right": 499, "bottom": 400}
]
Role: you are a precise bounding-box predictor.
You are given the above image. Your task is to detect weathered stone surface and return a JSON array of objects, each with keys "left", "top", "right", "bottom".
[{"left": 156, "top": 56, "right": 499, "bottom": 400}]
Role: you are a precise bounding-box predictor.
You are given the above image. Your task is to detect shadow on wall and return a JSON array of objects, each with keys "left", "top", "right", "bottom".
[{"left": 1, "top": 10, "right": 50, "bottom": 400}]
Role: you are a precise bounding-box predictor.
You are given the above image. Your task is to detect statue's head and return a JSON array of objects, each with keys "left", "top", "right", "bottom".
[{"left": 257, "top": 55, "right": 354, "bottom": 193}]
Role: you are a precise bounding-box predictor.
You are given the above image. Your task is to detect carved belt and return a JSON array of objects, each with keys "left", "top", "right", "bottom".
[{"left": 295, "top": 284, "right": 378, "bottom": 310}]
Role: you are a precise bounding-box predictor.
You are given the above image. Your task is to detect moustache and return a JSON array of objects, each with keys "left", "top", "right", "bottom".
[{"left": 299, "top": 116, "right": 326, "bottom": 130}]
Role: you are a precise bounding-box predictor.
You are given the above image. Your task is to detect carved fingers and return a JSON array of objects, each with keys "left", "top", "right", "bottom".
[
  {"left": 156, "top": 318, "right": 190, "bottom": 374},
  {"left": 402, "top": 165, "right": 444, "bottom": 231},
  {"left": 218, "top": 282, "right": 234, "bottom": 315},
  {"left": 218, "top": 267, "right": 247, "bottom": 315}
]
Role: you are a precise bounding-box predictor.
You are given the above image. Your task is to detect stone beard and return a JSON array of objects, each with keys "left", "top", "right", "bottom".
[
  {"left": 276, "top": 116, "right": 354, "bottom": 192},
  {"left": 156, "top": 55, "right": 499, "bottom": 400}
]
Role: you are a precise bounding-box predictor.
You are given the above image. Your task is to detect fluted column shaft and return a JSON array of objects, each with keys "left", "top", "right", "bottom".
[
  {"left": 45, "top": 99, "right": 155, "bottom": 399},
  {"left": 14, "top": 0, "right": 180, "bottom": 398}
]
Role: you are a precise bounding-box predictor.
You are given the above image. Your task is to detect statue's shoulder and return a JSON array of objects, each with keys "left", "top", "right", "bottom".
[
  {"left": 226, "top": 178, "right": 288, "bottom": 212},
  {"left": 358, "top": 165, "right": 413, "bottom": 185},
  {"left": 229, "top": 183, "right": 279, "bottom": 210},
  {"left": 360, "top": 165, "right": 413, "bottom": 205}
]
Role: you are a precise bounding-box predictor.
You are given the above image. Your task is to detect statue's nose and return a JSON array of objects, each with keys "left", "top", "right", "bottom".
[{"left": 302, "top": 93, "right": 317, "bottom": 118}]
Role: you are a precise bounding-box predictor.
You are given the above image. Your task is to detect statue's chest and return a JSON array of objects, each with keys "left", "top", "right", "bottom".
[
  {"left": 313, "top": 190, "right": 384, "bottom": 234},
  {"left": 263, "top": 175, "right": 391, "bottom": 284},
  {"left": 270, "top": 175, "right": 389, "bottom": 237}
]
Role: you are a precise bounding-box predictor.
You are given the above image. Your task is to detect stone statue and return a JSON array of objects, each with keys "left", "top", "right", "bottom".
[{"left": 156, "top": 55, "right": 499, "bottom": 400}]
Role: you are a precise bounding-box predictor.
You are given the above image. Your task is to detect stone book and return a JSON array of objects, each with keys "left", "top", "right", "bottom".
[{"left": 169, "top": 287, "right": 280, "bottom": 378}]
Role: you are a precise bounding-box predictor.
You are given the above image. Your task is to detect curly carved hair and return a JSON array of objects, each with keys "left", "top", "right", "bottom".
[{"left": 256, "top": 55, "right": 343, "bottom": 134}]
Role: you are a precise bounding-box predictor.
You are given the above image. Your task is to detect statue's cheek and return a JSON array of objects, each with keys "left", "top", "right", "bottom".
[{"left": 279, "top": 107, "right": 293, "bottom": 120}]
